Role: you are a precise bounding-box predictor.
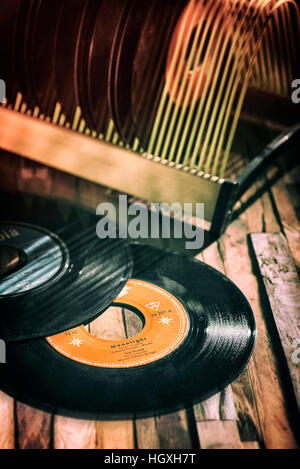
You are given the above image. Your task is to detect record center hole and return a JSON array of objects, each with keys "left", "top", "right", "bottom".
[{"left": 88, "top": 305, "right": 145, "bottom": 341}]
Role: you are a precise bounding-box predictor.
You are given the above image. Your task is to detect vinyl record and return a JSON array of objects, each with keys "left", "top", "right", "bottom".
[
  {"left": 78, "top": 0, "right": 129, "bottom": 134},
  {"left": 12, "top": 0, "right": 36, "bottom": 108},
  {"left": 0, "top": 191, "right": 132, "bottom": 342},
  {"left": 74, "top": 0, "right": 103, "bottom": 131},
  {"left": 28, "top": 0, "right": 63, "bottom": 116},
  {"left": 0, "top": 244, "right": 256, "bottom": 418},
  {"left": 54, "top": 0, "right": 91, "bottom": 124},
  {"left": 108, "top": 0, "right": 185, "bottom": 147}
]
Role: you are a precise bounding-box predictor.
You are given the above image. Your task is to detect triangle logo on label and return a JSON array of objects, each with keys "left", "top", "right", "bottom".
[{"left": 145, "top": 301, "right": 160, "bottom": 311}]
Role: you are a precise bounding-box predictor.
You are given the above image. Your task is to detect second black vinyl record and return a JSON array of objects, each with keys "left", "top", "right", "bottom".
[
  {"left": 0, "top": 245, "right": 256, "bottom": 418},
  {"left": 0, "top": 191, "right": 132, "bottom": 342}
]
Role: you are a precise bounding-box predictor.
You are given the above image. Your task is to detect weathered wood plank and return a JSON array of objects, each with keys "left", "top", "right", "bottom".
[
  {"left": 219, "top": 154, "right": 300, "bottom": 448},
  {"left": 197, "top": 421, "right": 243, "bottom": 449},
  {"left": 16, "top": 404, "right": 52, "bottom": 449},
  {"left": 90, "top": 307, "right": 127, "bottom": 340},
  {"left": 95, "top": 420, "right": 135, "bottom": 450},
  {"left": 153, "top": 412, "right": 193, "bottom": 449},
  {"left": 135, "top": 418, "right": 160, "bottom": 449},
  {"left": 220, "top": 212, "right": 298, "bottom": 448},
  {"left": 193, "top": 388, "right": 237, "bottom": 422},
  {"left": 250, "top": 233, "right": 300, "bottom": 410},
  {"left": 270, "top": 175, "right": 300, "bottom": 271},
  {"left": 53, "top": 418, "right": 96, "bottom": 449}
]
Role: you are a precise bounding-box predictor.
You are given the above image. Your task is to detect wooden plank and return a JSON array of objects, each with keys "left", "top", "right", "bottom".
[
  {"left": 270, "top": 172, "right": 300, "bottom": 271},
  {"left": 152, "top": 412, "right": 193, "bottom": 449},
  {"left": 135, "top": 418, "right": 160, "bottom": 449},
  {"left": 0, "top": 391, "right": 14, "bottom": 449},
  {"left": 0, "top": 107, "right": 222, "bottom": 221},
  {"left": 250, "top": 233, "right": 300, "bottom": 410},
  {"left": 16, "top": 404, "right": 52, "bottom": 449},
  {"left": 220, "top": 211, "right": 298, "bottom": 448},
  {"left": 194, "top": 388, "right": 237, "bottom": 422},
  {"left": 53, "top": 419, "right": 96, "bottom": 449},
  {"left": 197, "top": 421, "right": 243, "bottom": 449},
  {"left": 95, "top": 421, "right": 135, "bottom": 450},
  {"left": 223, "top": 152, "right": 299, "bottom": 448}
]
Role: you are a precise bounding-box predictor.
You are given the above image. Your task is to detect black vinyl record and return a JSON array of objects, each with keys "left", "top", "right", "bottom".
[
  {"left": 77, "top": 0, "right": 129, "bottom": 134},
  {"left": 0, "top": 243, "right": 256, "bottom": 419},
  {"left": 108, "top": 0, "right": 185, "bottom": 147},
  {"left": 28, "top": 0, "right": 63, "bottom": 116},
  {"left": 0, "top": 191, "right": 132, "bottom": 342}
]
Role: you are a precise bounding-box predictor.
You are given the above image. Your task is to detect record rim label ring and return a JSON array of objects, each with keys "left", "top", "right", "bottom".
[{"left": 46, "top": 278, "right": 190, "bottom": 368}]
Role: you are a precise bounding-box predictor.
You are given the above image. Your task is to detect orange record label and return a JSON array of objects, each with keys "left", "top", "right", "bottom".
[{"left": 46, "top": 279, "right": 190, "bottom": 368}]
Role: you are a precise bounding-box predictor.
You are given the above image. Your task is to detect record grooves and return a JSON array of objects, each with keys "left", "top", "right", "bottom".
[{"left": 0, "top": 192, "right": 132, "bottom": 342}]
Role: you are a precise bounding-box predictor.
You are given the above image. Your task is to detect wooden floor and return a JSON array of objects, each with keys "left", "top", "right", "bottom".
[{"left": 0, "top": 146, "right": 299, "bottom": 449}]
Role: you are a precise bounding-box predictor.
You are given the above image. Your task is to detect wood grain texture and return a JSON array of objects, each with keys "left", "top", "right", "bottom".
[
  {"left": 250, "top": 233, "right": 300, "bottom": 410},
  {"left": 16, "top": 403, "right": 52, "bottom": 449},
  {"left": 220, "top": 180, "right": 298, "bottom": 448},
  {"left": 135, "top": 418, "right": 160, "bottom": 449},
  {"left": 95, "top": 421, "right": 135, "bottom": 450},
  {"left": 197, "top": 421, "right": 243, "bottom": 449},
  {"left": 270, "top": 174, "right": 300, "bottom": 271},
  {"left": 193, "top": 388, "right": 237, "bottom": 422},
  {"left": 153, "top": 412, "right": 192, "bottom": 449},
  {"left": 53, "top": 418, "right": 96, "bottom": 449}
]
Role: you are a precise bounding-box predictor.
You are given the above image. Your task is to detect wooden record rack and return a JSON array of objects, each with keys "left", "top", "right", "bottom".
[{"left": 0, "top": 0, "right": 300, "bottom": 237}]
